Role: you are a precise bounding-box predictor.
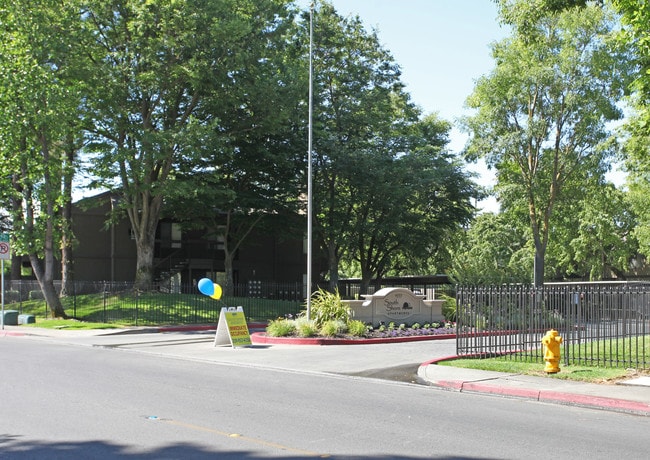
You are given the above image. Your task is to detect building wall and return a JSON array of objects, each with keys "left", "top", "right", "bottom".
[
  {"left": 71, "top": 197, "right": 137, "bottom": 281},
  {"left": 69, "top": 193, "right": 318, "bottom": 284}
]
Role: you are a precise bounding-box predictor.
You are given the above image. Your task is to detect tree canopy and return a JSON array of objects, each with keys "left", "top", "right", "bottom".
[{"left": 464, "top": 2, "right": 630, "bottom": 285}]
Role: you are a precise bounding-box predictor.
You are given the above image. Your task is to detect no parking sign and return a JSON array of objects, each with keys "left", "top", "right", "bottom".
[{"left": 0, "top": 233, "right": 10, "bottom": 260}]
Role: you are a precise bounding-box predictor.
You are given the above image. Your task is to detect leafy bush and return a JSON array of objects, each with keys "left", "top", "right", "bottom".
[
  {"left": 347, "top": 320, "right": 368, "bottom": 337},
  {"left": 266, "top": 318, "right": 296, "bottom": 337},
  {"left": 304, "top": 288, "right": 350, "bottom": 328},
  {"left": 320, "top": 319, "right": 347, "bottom": 337},
  {"left": 441, "top": 294, "right": 457, "bottom": 322},
  {"left": 295, "top": 317, "right": 319, "bottom": 338}
]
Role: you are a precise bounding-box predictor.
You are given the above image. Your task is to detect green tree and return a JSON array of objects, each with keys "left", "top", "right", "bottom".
[
  {"left": 159, "top": 2, "right": 302, "bottom": 296},
  {"left": 621, "top": 113, "right": 650, "bottom": 256},
  {"left": 80, "top": 0, "right": 294, "bottom": 289},
  {"left": 346, "top": 115, "right": 476, "bottom": 292},
  {"left": 463, "top": 3, "right": 629, "bottom": 285},
  {"left": 495, "top": 0, "right": 600, "bottom": 38},
  {"left": 449, "top": 213, "right": 532, "bottom": 285},
  {"left": 166, "top": 123, "right": 305, "bottom": 296},
  {"left": 0, "top": 0, "right": 84, "bottom": 317},
  {"left": 613, "top": 0, "right": 650, "bottom": 259},
  {"left": 568, "top": 184, "right": 638, "bottom": 280},
  {"left": 307, "top": 2, "right": 404, "bottom": 291}
]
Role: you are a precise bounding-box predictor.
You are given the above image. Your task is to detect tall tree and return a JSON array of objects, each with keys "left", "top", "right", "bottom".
[
  {"left": 346, "top": 115, "right": 476, "bottom": 293},
  {"left": 0, "top": 0, "right": 84, "bottom": 316},
  {"left": 308, "top": 2, "right": 415, "bottom": 291},
  {"left": 158, "top": 1, "right": 302, "bottom": 296},
  {"left": 449, "top": 212, "right": 532, "bottom": 285},
  {"left": 568, "top": 184, "right": 638, "bottom": 280},
  {"left": 613, "top": 0, "right": 650, "bottom": 259},
  {"left": 81, "top": 0, "right": 294, "bottom": 289},
  {"left": 463, "top": 3, "right": 629, "bottom": 285}
]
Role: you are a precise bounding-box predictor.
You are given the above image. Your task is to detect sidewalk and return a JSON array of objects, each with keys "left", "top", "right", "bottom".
[
  {"left": 3, "top": 325, "right": 650, "bottom": 416},
  {"left": 419, "top": 359, "right": 650, "bottom": 416}
]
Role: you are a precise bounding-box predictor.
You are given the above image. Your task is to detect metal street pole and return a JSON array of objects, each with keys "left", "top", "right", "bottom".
[
  {"left": 306, "top": 1, "right": 315, "bottom": 320},
  {"left": 1, "top": 259, "right": 4, "bottom": 330},
  {"left": 0, "top": 233, "right": 9, "bottom": 330}
]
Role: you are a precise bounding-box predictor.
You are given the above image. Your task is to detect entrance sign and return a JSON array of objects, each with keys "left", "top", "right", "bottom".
[{"left": 213, "top": 306, "right": 252, "bottom": 347}]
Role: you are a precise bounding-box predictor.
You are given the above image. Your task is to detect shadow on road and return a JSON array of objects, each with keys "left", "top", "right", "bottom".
[
  {"left": 342, "top": 363, "right": 431, "bottom": 385},
  {"left": 0, "top": 434, "right": 495, "bottom": 459}
]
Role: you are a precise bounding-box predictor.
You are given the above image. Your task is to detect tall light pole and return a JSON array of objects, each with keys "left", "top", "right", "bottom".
[{"left": 306, "top": 1, "right": 315, "bottom": 319}]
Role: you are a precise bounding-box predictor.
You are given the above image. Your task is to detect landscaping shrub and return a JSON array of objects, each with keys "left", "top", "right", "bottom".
[
  {"left": 320, "top": 319, "right": 347, "bottom": 337},
  {"left": 347, "top": 320, "right": 368, "bottom": 337},
  {"left": 305, "top": 288, "right": 350, "bottom": 328},
  {"left": 295, "top": 317, "right": 319, "bottom": 337},
  {"left": 266, "top": 318, "right": 296, "bottom": 337},
  {"left": 441, "top": 294, "right": 457, "bottom": 322}
]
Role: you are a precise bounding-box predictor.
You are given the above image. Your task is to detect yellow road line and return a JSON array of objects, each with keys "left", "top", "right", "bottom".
[{"left": 163, "top": 419, "right": 330, "bottom": 458}]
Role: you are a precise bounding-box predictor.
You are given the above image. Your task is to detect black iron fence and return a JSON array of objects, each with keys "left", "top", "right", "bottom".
[
  {"left": 3, "top": 278, "right": 453, "bottom": 327},
  {"left": 456, "top": 283, "right": 650, "bottom": 370},
  {"left": 3, "top": 280, "right": 305, "bottom": 326}
]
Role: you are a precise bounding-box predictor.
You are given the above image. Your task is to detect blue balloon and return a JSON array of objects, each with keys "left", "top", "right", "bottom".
[{"left": 198, "top": 278, "right": 214, "bottom": 296}]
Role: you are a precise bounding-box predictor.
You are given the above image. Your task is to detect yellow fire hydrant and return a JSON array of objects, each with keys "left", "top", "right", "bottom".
[{"left": 541, "top": 329, "right": 563, "bottom": 374}]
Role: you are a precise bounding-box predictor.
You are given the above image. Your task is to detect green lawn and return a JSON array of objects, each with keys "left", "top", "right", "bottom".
[
  {"left": 436, "top": 356, "right": 640, "bottom": 383},
  {"left": 7, "top": 290, "right": 301, "bottom": 326}
]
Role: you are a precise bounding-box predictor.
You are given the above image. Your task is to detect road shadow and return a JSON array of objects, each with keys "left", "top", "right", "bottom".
[
  {"left": 0, "top": 434, "right": 496, "bottom": 459},
  {"left": 341, "top": 363, "right": 431, "bottom": 385}
]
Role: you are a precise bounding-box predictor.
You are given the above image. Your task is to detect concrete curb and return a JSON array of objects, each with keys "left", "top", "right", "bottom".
[
  {"left": 419, "top": 357, "right": 650, "bottom": 416},
  {"left": 1, "top": 330, "right": 26, "bottom": 337},
  {"left": 428, "top": 378, "right": 650, "bottom": 416}
]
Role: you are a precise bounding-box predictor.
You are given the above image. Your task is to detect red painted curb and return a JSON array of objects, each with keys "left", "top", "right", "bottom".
[
  {"left": 539, "top": 390, "right": 650, "bottom": 414},
  {"left": 431, "top": 378, "right": 650, "bottom": 415},
  {"left": 462, "top": 382, "right": 540, "bottom": 400},
  {"left": 250, "top": 331, "right": 456, "bottom": 346},
  {"left": 1, "top": 331, "right": 25, "bottom": 337},
  {"left": 434, "top": 380, "right": 465, "bottom": 391}
]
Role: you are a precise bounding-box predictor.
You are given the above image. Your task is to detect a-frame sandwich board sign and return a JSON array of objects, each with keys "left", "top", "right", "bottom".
[{"left": 214, "top": 306, "right": 252, "bottom": 348}]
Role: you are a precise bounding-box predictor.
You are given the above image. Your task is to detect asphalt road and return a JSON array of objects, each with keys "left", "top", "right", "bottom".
[{"left": 2, "top": 335, "right": 650, "bottom": 459}]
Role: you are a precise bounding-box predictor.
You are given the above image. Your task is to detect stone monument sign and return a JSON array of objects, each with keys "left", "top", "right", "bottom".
[{"left": 345, "top": 287, "right": 445, "bottom": 326}]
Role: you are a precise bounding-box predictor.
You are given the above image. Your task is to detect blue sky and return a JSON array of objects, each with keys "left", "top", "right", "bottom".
[
  {"left": 301, "top": 0, "right": 510, "bottom": 211},
  {"left": 320, "top": 1, "right": 507, "bottom": 134}
]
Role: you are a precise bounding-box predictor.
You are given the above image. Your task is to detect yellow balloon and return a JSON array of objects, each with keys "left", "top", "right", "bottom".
[{"left": 210, "top": 283, "right": 222, "bottom": 300}]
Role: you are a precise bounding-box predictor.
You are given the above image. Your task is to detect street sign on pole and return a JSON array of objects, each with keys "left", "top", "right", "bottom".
[{"left": 0, "top": 233, "right": 10, "bottom": 260}]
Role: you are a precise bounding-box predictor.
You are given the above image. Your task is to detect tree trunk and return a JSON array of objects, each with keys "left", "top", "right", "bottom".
[
  {"left": 129, "top": 192, "right": 164, "bottom": 291},
  {"left": 60, "top": 143, "right": 75, "bottom": 296},
  {"left": 134, "top": 236, "right": 155, "bottom": 291},
  {"left": 533, "top": 250, "right": 544, "bottom": 287},
  {"left": 10, "top": 195, "right": 22, "bottom": 281},
  {"left": 29, "top": 254, "right": 67, "bottom": 318},
  {"left": 60, "top": 224, "right": 74, "bottom": 296},
  {"left": 223, "top": 248, "right": 235, "bottom": 297},
  {"left": 10, "top": 254, "right": 22, "bottom": 281},
  {"left": 360, "top": 271, "right": 372, "bottom": 295},
  {"left": 327, "top": 241, "right": 338, "bottom": 293}
]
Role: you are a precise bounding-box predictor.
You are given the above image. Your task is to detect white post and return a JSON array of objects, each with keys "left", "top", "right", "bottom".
[
  {"left": 306, "top": 1, "right": 315, "bottom": 320},
  {"left": 1, "top": 259, "right": 4, "bottom": 330}
]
